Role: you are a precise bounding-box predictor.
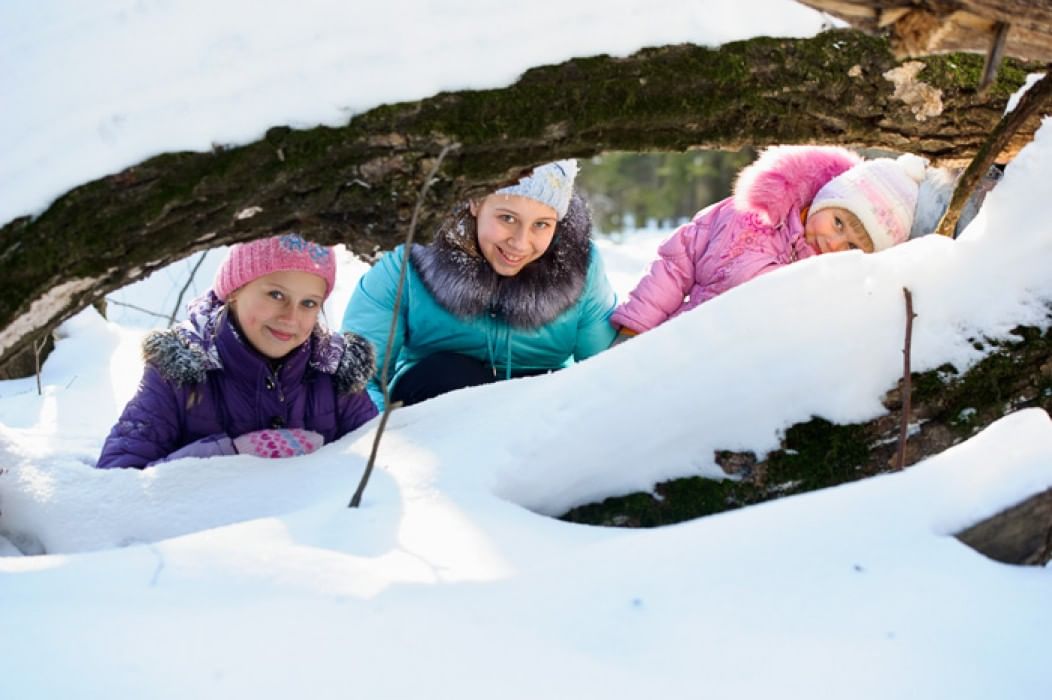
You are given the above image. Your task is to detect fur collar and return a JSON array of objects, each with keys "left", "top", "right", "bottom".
[
  {"left": 142, "top": 303, "right": 375, "bottom": 396},
  {"left": 733, "top": 145, "right": 862, "bottom": 227},
  {"left": 410, "top": 193, "right": 593, "bottom": 329}
]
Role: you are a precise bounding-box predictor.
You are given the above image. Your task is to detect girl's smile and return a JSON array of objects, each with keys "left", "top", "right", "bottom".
[
  {"left": 266, "top": 327, "right": 294, "bottom": 342},
  {"left": 495, "top": 244, "right": 527, "bottom": 265}
]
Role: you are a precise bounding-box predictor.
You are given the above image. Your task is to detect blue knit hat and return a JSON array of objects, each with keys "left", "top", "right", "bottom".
[{"left": 495, "top": 159, "right": 578, "bottom": 220}]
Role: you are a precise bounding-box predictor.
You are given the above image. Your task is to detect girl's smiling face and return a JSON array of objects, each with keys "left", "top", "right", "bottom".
[
  {"left": 228, "top": 270, "right": 325, "bottom": 359},
  {"left": 471, "top": 194, "right": 559, "bottom": 276},
  {"left": 804, "top": 207, "right": 874, "bottom": 254}
]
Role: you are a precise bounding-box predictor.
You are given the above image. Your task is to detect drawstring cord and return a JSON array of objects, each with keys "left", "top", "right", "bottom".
[
  {"left": 485, "top": 318, "right": 498, "bottom": 379},
  {"left": 484, "top": 310, "right": 513, "bottom": 380},
  {"left": 504, "top": 331, "right": 512, "bottom": 380}
]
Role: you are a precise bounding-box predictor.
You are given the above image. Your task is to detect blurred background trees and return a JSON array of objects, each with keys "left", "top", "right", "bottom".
[{"left": 576, "top": 148, "right": 756, "bottom": 235}]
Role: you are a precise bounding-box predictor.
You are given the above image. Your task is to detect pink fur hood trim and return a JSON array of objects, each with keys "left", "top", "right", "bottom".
[{"left": 733, "top": 145, "right": 862, "bottom": 226}]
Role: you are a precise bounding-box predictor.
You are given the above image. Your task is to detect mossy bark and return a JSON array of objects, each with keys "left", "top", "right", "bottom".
[
  {"left": 0, "top": 29, "right": 1043, "bottom": 376},
  {"left": 562, "top": 321, "right": 1052, "bottom": 536}
]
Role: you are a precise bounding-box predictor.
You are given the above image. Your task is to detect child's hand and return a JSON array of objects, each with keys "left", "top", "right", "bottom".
[
  {"left": 233, "top": 428, "right": 324, "bottom": 458},
  {"left": 611, "top": 327, "right": 638, "bottom": 347},
  {"left": 155, "top": 433, "right": 237, "bottom": 464}
]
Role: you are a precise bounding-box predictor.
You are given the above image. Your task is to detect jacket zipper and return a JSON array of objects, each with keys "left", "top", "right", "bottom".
[{"left": 266, "top": 366, "right": 286, "bottom": 403}]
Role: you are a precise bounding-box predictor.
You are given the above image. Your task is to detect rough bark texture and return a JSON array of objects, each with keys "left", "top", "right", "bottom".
[
  {"left": 798, "top": 0, "right": 1052, "bottom": 63},
  {"left": 936, "top": 70, "right": 1052, "bottom": 235},
  {"left": 0, "top": 29, "right": 1043, "bottom": 377},
  {"left": 955, "top": 488, "right": 1052, "bottom": 565}
]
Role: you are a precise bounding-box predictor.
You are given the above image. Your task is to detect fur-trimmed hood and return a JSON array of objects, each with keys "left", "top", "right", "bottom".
[
  {"left": 409, "top": 193, "right": 594, "bottom": 329},
  {"left": 733, "top": 145, "right": 861, "bottom": 227},
  {"left": 142, "top": 292, "right": 375, "bottom": 396}
]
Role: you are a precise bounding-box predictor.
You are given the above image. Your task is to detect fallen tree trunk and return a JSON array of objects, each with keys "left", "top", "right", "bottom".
[
  {"left": 563, "top": 320, "right": 1052, "bottom": 550},
  {"left": 0, "top": 29, "right": 1043, "bottom": 377},
  {"left": 956, "top": 487, "right": 1052, "bottom": 565},
  {"left": 797, "top": 1, "right": 1052, "bottom": 65}
]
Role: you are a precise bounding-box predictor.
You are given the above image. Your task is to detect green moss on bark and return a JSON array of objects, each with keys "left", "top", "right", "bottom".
[{"left": 562, "top": 322, "right": 1052, "bottom": 529}]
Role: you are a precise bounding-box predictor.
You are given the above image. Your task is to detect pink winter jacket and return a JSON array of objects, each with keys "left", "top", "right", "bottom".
[{"left": 611, "top": 146, "right": 862, "bottom": 333}]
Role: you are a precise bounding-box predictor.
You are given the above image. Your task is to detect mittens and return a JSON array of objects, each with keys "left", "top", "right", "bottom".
[{"left": 233, "top": 428, "right": 323, "bottom": 458}]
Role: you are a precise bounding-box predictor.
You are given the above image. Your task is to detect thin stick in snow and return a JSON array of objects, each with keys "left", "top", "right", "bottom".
[
  {"left": 349, "top": 143, "right": 459, "bottom": 509},
  {"left": 895, "top": 287, "right": 916, "bottom": 471}
]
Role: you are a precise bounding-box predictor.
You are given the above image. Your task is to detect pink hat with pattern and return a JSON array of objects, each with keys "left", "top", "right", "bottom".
[
  {"left": 213, "top": 233, "right": 336, "bottom": 301},
  {"left": 810, "top": 153, "right": 927, "bottom": 251}
]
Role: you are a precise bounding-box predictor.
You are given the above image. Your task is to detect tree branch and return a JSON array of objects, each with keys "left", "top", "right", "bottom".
[
  {"left": 168, "top": 251, "right": 210, "bottom": 324},
  {"left": 349, "top": 143, "right": 459, "bottom": 509},
  {"left": 936, "top": 68, "right": 1052, "bottom": 237},
  {"left": 105, "top": 298, "right": 170, "bottom": 321}
]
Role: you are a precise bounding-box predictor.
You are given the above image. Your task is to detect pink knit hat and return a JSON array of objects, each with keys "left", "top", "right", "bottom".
[
  {"left": 810, "top": 153, "right": 927, "bottom": 251},
  {"left": 213, "top": 233, "right": 336, "bottom": 301}
]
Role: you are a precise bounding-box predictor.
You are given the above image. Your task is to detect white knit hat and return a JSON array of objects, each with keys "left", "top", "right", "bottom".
[
  {"left": 811, "top": 153, "right": 928, "bottom": 251},
  {"left": 496, "top": 159, "right": 579, "bottom": 220}
]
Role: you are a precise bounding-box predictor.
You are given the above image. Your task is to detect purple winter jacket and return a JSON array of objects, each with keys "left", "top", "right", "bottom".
[
  {"left": 97, "top": 297, "right": 377, "bottom": 469},
  {"left": 611, "top": 146, "right": 862, "bottom": 333}
]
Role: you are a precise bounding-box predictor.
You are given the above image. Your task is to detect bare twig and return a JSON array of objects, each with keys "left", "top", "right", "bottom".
[
  {"left": 33, "top": 335, "right": 47, "bottom": 396},
  {"left": 978, "top": 22, "right": 1011, "bottom": 93},
  {"left": 349, "top": 143, "right": 459, "bottom": 508},
  {"left": 936, "top": 68, "right": 1052, "bottom": 237},
  {"left": 169, "top": 251, "right": 209, "bottom": 324},
  {"left": 105, "top": 298, "right": 170, "bottom": 321},
  {"left": 894, "top": 288, "right": 916, "bottom": 471}
]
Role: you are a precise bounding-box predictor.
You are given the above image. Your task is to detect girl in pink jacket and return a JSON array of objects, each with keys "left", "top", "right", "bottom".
[{"left": 610, "top": 145, "right": 926, "bottom": 336}]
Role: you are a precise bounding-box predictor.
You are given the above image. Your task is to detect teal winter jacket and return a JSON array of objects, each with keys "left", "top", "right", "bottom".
[{"left": 341, "top": 196, "right": 617, "bottom": 409}]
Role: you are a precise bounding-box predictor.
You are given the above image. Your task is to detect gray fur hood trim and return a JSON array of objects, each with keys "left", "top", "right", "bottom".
[
  {"left": 142, "top": 329, "right": 215, "bottom": 387},
  {"left": 410, "top": 193, "right": 593, "bottom": 329},
  {"left": 142, "top": 325, "right": 376, "bottom": 396},
  {"left": 331, "top": 331, "right": 377, "bottom": 396}
]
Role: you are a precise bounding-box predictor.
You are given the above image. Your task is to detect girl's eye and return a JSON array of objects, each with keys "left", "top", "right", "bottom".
[
  {"left": 268, "top": 290, "right": 285, "bottom": 301},
  {"left": 499, "top": 214, "right": 516, "bottom": 224},
  {"left": 534, "top": 221, "right": 551, "bottom": 231},
  {"left": 833, "top": 216, "right": 843, "bottom": 231},
  {"left": 302, "top": 300, "right": 318, "bottom": 309},
  {"left": 848, "top": 242, "right": 858, "bottom": 250}
]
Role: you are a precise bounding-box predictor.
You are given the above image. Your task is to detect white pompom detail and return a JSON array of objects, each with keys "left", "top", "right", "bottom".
[{"left": 896, "top": 153, "right": 928, "bottom": 183}]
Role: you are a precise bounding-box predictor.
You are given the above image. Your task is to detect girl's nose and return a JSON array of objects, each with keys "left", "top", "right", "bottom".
[
  {"left": 506, "top": 226, "right": 528, "bottom": 250},
  {"left": 826, "top": 231, "right": 849, "bottom": 252},
  {"left": 277, "top": 303, "right": 297, "bottom": 322}
]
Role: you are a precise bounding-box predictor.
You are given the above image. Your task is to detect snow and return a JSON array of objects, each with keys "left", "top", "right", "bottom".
[
  {"left": 1, "top": 0, "right": 830, "bottom": 226},
  {"left": 3, "top": 2, "right": 1052, "bottom": 698}
]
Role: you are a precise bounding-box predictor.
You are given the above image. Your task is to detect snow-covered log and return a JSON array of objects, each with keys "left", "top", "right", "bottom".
[{"left": 0, "top": 29, "right": 1043, "bottom": 377}]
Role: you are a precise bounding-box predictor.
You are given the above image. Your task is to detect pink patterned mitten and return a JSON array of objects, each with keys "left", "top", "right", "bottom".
[{"left": 233, "top": 428, "right": 323, "bottom": 458}]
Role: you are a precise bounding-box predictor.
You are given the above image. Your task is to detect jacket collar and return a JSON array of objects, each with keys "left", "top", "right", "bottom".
[
  {"left": 142, "top": 291, "right": 375, "bottom": 395},
  {"left": 410, "top": 193, "right": 593, "bottom": 329},
  {"left": 215, "top": 314, "right": 311, "bottom": 387}
]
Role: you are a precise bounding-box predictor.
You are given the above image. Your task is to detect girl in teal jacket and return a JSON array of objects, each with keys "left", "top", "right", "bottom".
[{"left": 341, "top": 160, "right": 618, "bottom": 410}]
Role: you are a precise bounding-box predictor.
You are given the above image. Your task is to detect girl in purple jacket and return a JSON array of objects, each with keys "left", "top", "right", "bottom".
[
  {"left": 97, "top": 234, "right": 377, "bottom": 469},
  {"left": 610, "top": 146, "right": 927, "bottom": 338}
]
